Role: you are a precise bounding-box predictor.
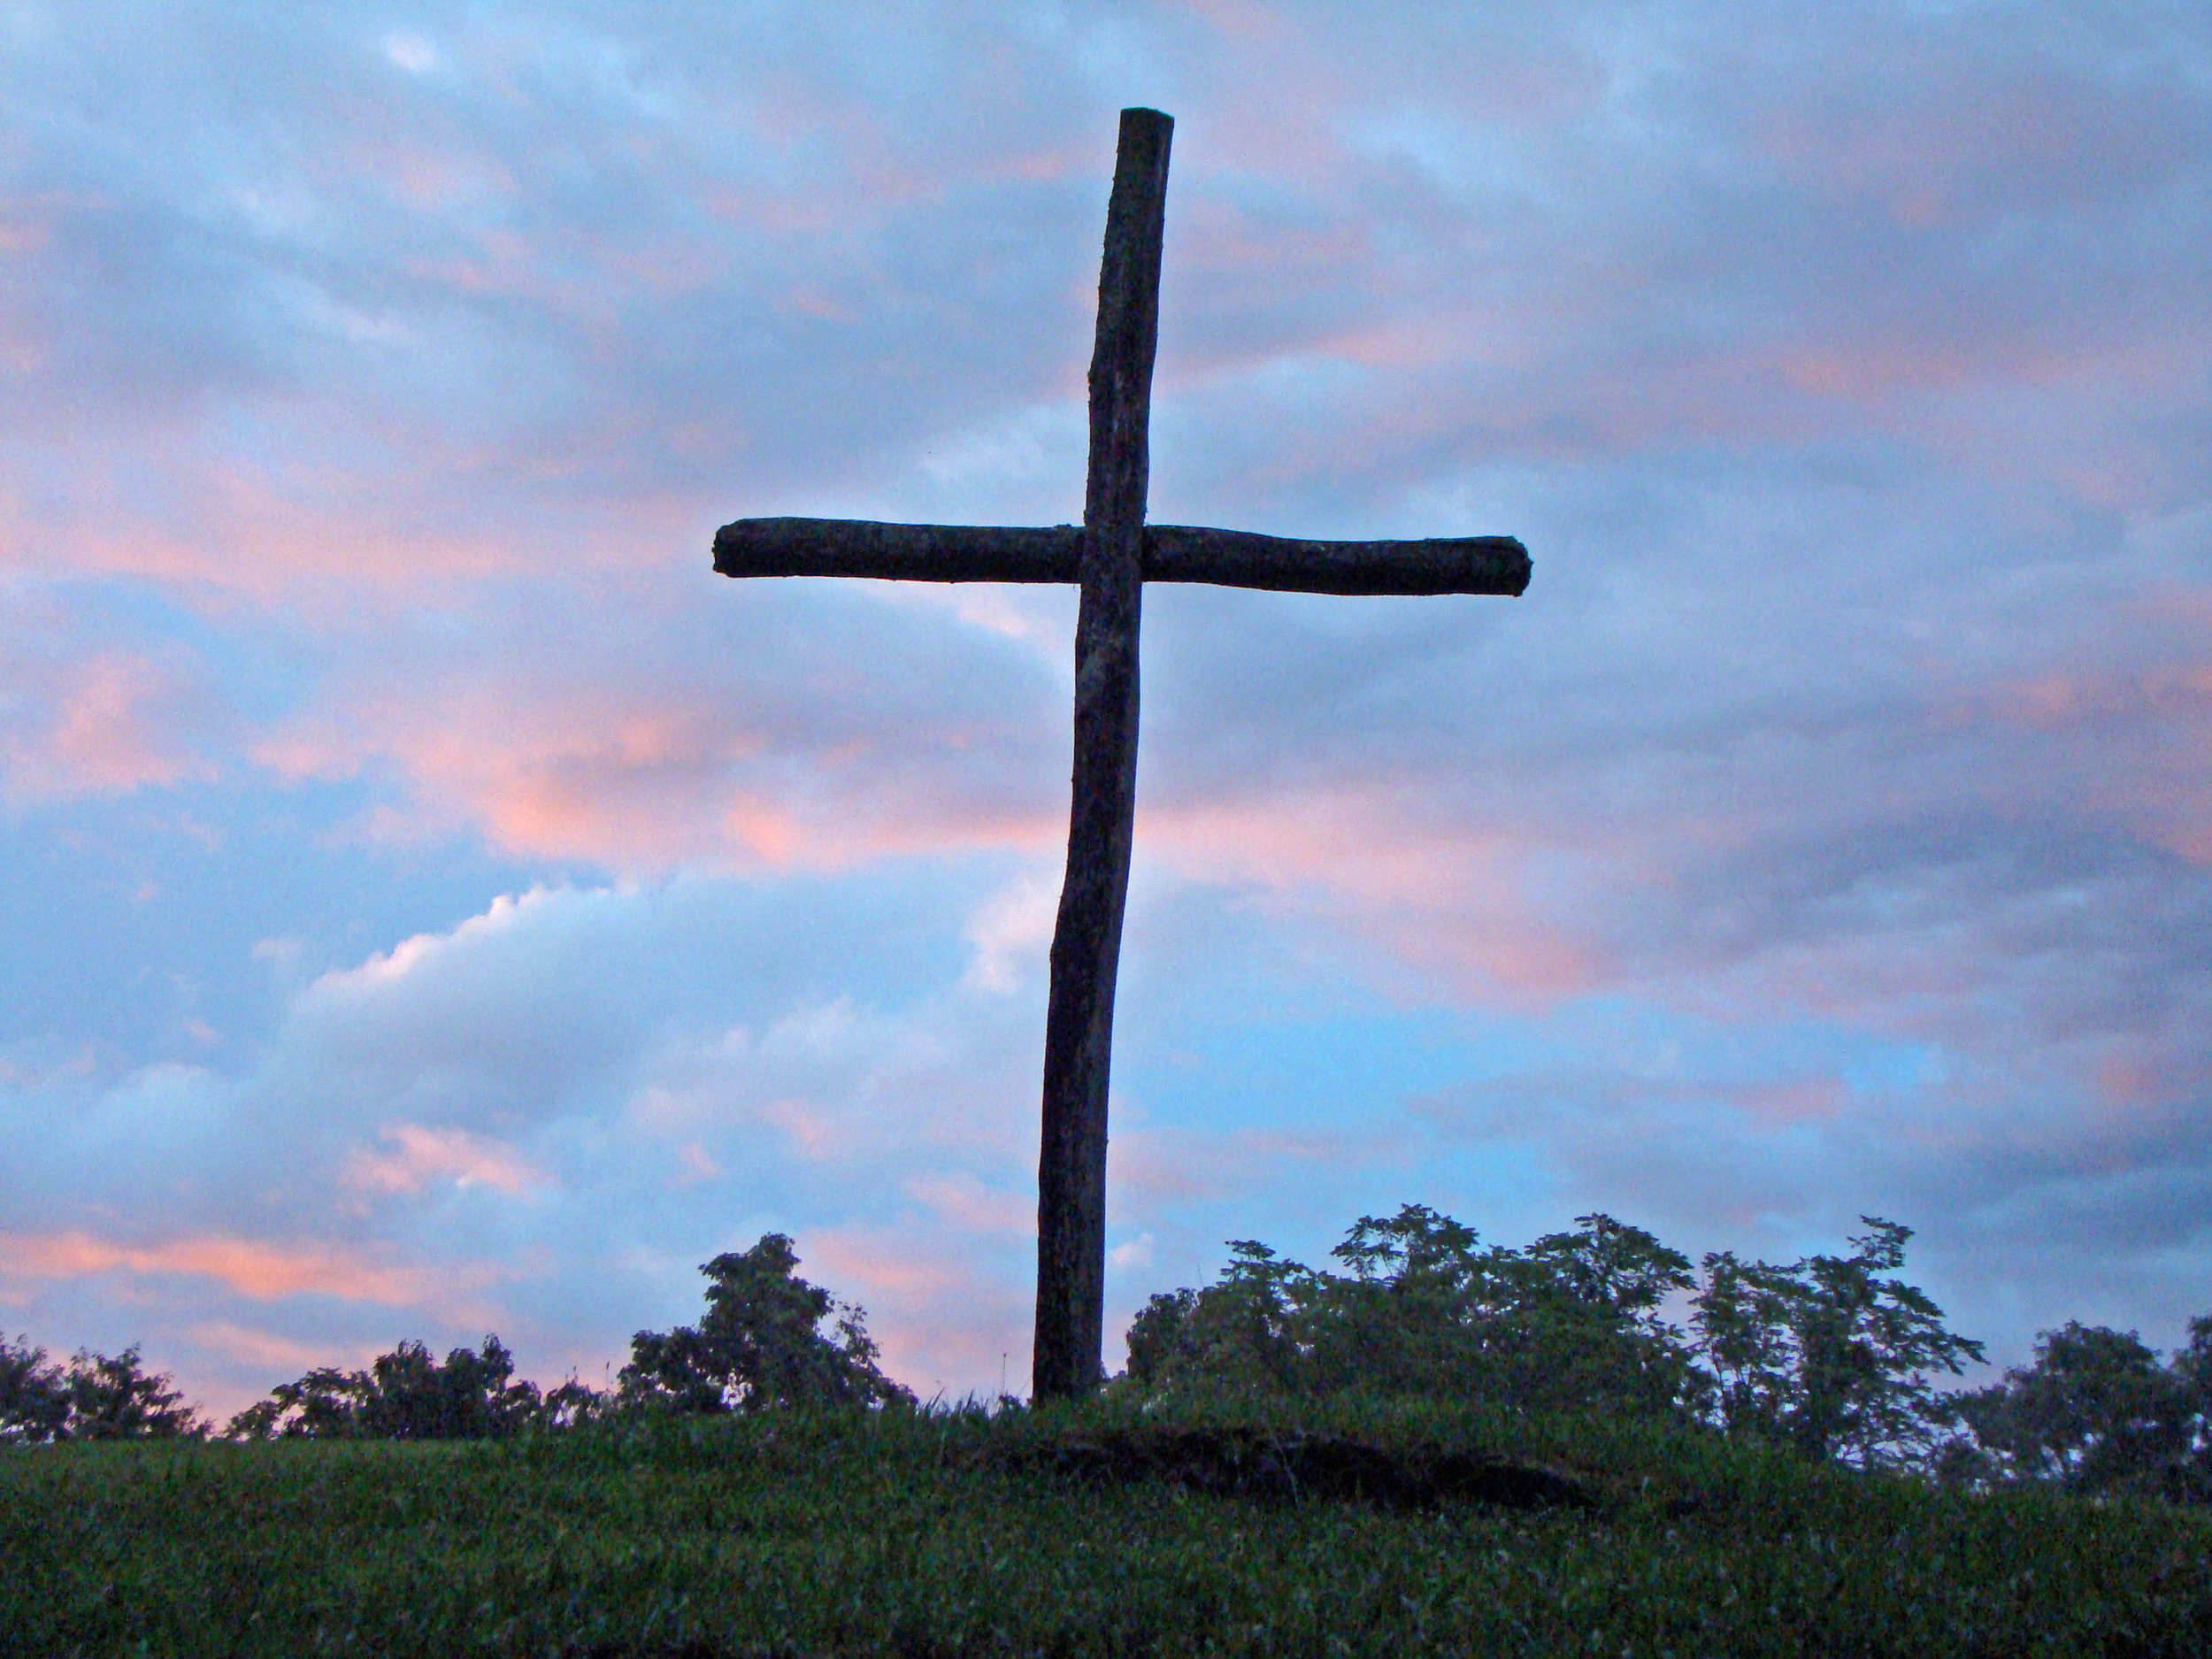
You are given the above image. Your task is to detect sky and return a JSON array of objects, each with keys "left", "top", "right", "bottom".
[{"left": 3, "top": 0, "right": 2209, "bottom": 1417}]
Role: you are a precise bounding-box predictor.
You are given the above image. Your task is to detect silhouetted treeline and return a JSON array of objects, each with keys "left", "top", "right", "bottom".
[
  {"left": 1118, "top": 1208, "right": 1984, "bottom": 1469},
  {"left": 224, "top": 1336, "right": 602, "bottom": 1440},
  {"left": 1947, "top": 1319, "right": 2212, "bottom": 1504},
  {"left": 1, "top": 1340, "right": 204, "bottom": 1443},
  {"left": 225, "top": 1232, "right": 908, "bottom": 1440},
  {"left": 1118, "top": 1204, "right": 2212, "bottom": 1500},
  {"left": 8, "top": 1212, "right": 2209, "bottom": 1507}
]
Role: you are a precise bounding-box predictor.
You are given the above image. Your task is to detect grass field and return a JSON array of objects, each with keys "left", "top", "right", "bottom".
[{"left": 5, "top": 1399, "right": 2209, "bottom": 1657}]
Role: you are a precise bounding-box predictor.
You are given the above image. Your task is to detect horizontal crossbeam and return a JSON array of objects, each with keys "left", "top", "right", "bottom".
[{"left": 714, "top": 517, "right": 1530, "bottom": 597}]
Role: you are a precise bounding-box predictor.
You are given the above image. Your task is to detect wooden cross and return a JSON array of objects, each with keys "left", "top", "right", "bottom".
[{"left": 713, "top": 108, "right": 1530, "bottom": 1398}]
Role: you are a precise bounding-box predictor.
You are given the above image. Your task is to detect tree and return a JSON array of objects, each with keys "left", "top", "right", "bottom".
[
  {"left": 618, "top": 1233, "right": 914, "bottom": 1414},
  {"left": 0, "top": 1335, "right": 72, "bottom": 1445},
  {"left": 1308, "top": 1205, "right": 1496, "bottom": 1400},
  {"left": 2177, "top": 1316, "right": 2212, "bottom": 1504},
  {"left": 227, "top": 1336, "right": 577, "bottom": 1440},
  {"left": 61, "top": 1346, "right": 204, "bottom": 1440},
  {"left": 1122, "top": 1207, "right": 1706, "bottom": 1419},
  {"left": 1690, "top": 1218, "right": 1984, "bottom": 1468},
  {"left": 1952, "top": 1318, "right": 2209, "bottom": 1502},
  {"left": 1, "top": 1337, "right": 202, "bottom": 1443},
  {"left": 1124, "top": 1240, "right": 1315, "bottom": 1400},
  {"left": 1123, "top": 1208, "right": 1986, "bottom": 1470},
  {"left": 1685, "top": 1250, "right": 1800, "bottom": 1444},
  {"left": 356, "top": 1338, "right": 545, "bottom": 1440},
  {"left": 225, "top": 1366, "right": 369, "bottom": 1440},
  {"left": 1311, "top": 1206, "right": 1704, "bottom": 1415},
  {"left": 1505, "top": 1214, "right": 1705, "bottom": 1417}
]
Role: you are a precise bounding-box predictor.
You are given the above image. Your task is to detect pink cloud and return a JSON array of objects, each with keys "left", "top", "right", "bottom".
[
  {"left": 0, "top": 649, "right": 212, "bottom": 804},
  {"left": 349, "top": 136, "right": 518, "bottom": 215},
  {"left": 667, "top": 1141, "right": 721, "bottom": 1189},
  {"left": 2090, "top": 1048, "right": 2206, "bottom": 1122},
  {"left": 256, "top": 674, "right": 1063, "bottom": 874},
  {"left": 0, "top": 1231, "right": 448, "bottom": 1306},
  {"left": 1171, "top": 0, "right": 1289, "bottom": 46},
  {"left": 185, "top": 1321, "right": 347, "bottom": 1374},
  {"left": 753, "top": 1097, "right": 850, "bottom": 1160},
  {"left": 1141, "top": 787, "right": 1619, "bottom": 1002},
  {"left": 801, "top": 1223, "right": 1032, "bottom": 1395},
  {"left": 1968, "top": 659, "right": 2212, "bottom": 867},
  {"left": 1771, "top": 332, "right": 2203, "bottom": 410},
  {"left": 343, "top": 1124, "right": 549, "bottom": 1197},
  {"left": 12, "top": 489, "right": 521, "bottom": 606},
  {"left": 44, "top": 655, "right": 200, "bottom": 789},
  {"left": 902, "top": 1173, "right": 1033, "bottom": 1237},
  {"left": 803, "top": 1230, "right": 974, "bottom": 1302},
  {"left": 1108, "top": 1121, "right": 1408, "bottom": 1208},
  {"left": 1729, "top": 1078, "right": 1848, "bottom": 1126},
  {"left": 1746, "top": 30, "right": 2199, "bottom": 223},
  {"left": 0, "top": 192, "right": 60, "bottom": 257},
  {"left": 2, "top": 427, "right": 715, "bottom": 611}
]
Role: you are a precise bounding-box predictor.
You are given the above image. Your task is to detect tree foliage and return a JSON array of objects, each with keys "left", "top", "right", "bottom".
[
  {"left": 1, "top": 1336, "right": 203, "bottom": 1443},
  {"left": 1123, "top": 1207, "right": 1988, "bottom": 1473},
  {"left": 1692, "top": 1218, "right": 1985, "bottom": 1468},
  {"left": 618, "top": 1233, "right": 915, "bottom": 1414},
  {"left": 227, "top": 1336, "right": 600, "bottom": 1440},
  {"left": 1948, "top": 1317, "right": 2211, "bottom": 1502},
  {"left": 0, "top": 1336, "right": 70, "bottom": 1445},
  {"left": 19, "top": 1203, "right": 2209, "bottom": 1517},
  {"left": 1123, "top": 1206, "right": 1705, "bottom": 1421},
  {"left": 59, "top": 1233, "right": 909, "bottom": 1443}
]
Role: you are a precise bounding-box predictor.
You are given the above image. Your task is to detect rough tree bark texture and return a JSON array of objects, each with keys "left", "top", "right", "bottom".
[
  {"left": 1141, "top": 526, "right": 1528, "bottom": 596},
  {"left": 714, "top": 518, "right": 1531, "bottom": 597},
  {"left": 1033, "top": 107, "right": 1172, "bottom": 1400}
]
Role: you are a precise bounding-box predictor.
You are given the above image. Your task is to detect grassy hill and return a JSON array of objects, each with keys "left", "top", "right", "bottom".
[{"left": 6, "top": 1398, "right": 2208, "bottom": 1657}]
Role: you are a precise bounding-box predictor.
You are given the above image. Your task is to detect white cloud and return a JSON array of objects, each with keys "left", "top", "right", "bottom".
[
  {"left": 381, "top": 32, "right": 436, "bottom": 74},
  {"left": 962, "top": 865, "right": 1061, "bottom": 994}
]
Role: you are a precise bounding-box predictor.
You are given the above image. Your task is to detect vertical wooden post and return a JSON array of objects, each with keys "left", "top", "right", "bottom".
[{"left": 1033, "top": 107, "right": 1172, "bottom": 1400}]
